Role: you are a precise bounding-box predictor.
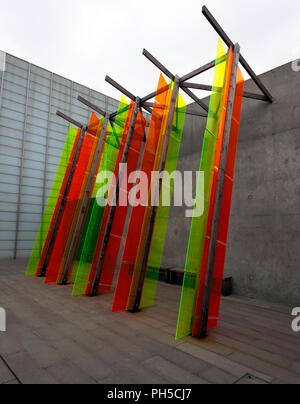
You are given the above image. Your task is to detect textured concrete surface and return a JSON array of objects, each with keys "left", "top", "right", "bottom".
[
  {"left": 0, "top": 260, "right": 299, "bottom": 384},
  {"left": 162, "top": 61, "right": 300, "bottom": 305}
]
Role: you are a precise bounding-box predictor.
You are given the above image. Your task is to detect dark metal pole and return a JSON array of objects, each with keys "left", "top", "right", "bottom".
[
  {"left": 180, "top": 86, "right": 209, "bottom": 113},
  {"left": 180, "top": 55, "right": 228, "bottom": 83},
  {"left": 181, "top": 83, "right": 220, "bottom": 92},
  {"left": 89, "top": 98, "right": 141, "bottom": 296},
  {"left": 243, "top": 91, "right": 269, "bottom": 102},
  {"left": 143, "top": 102, "right": 208, "bottom": 117},
  {"left": 185, "top": 110, "right": 208, "bottom": 118},
  {"left": 141, "top": 84, "right": 170, "bottom": 104},
  {"left": 143, "top": 49, "right": 175, "bottom": 81},
  {"left": 202, "top": 5, "right": 273, "bottom": 103},
  {"left": 39, "top": 113, "right": 87, "bottom": 277},
  {"left": 130, "top": 76, "right": 181, "bottom": 312},
  {"left": 109, "top": 104, "right": 131, "bottom": 120},
  {"left": 105, "top": 76, "right": 136, "bottom": 102},
  {"left": 181, "top": 83, "right": 269, "bottom": 102},
  {"left": 56, "top": 111, "right": 84, "bottom": 130},
  {"left": 59, "top": 115, "right": 110, "bottom": 285},
  {"left": 198, "top": 44, "right": 240, "bottom": 338},
  {"left": 143, "top": 48, "right": 209, "bottom": 114},
  {"left": 77, "top": 96, "right": 106, "bottom": 117}
]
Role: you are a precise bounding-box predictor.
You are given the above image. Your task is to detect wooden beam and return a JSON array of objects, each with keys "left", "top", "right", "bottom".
[
  {"left": 144, "top": 102, "right": 207, "bottom": 118},
  {"left": 202, "top": 6, "right": 273, "bottom": 103},
  {"left": 180, "top": 54, "right": 228, "bottom": 83},
  {"left": 105, "top": 76, "right": 137, "bottom": 102},
  {"left": 56, "top": 111, "right": 84, "bottom": 130},
  {"left": 180, "top": 86, "right": 209, "bottom": 113},
  {"left": 143, "top": 49, "right": 175, "bottom": 81},
  {"left": 141, "top": 84, "right": 170, "bottom": 103},
  {"left": 182, "top": 83, "right": 270, "bottom": 102},
  {"left": 77, "top": 96, "right": 106, "bottom": 117},
  {"left": 243, "top": 91, "right": 269, "bottom": 102}
]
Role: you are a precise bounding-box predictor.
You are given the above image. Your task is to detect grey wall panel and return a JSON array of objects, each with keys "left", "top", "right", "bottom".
[
  {"left": 3, "top": 80, "right": 27, "bottom": 97},
  {"left": 0, "top": 231, "right": 15, "bottom": 241},
  {"left": 0, "top": 173, "right": 19, "bottom": 186},
  {"left": 2, "top": 98, "right": 26, "bottom": 114},
  {"left": 0, "top": 240, "right": 14, "bottom": 250},
  {"left": 0, "top": 202, "right": 16, "bottom": 213},
  {"left": 0, "top": 51, "right": 121, "bottom": 260},
  {"left": 0, "top": 182, "right": 19, "bottom": 194},
  {"left": 0, "top": 163, "right": 20, "bottom": 176},
  {"left": 0, "top": 116, "right": 25, "bottom": 132},
  {"left": 0, "top": 221, "right": 16, "bottom": 231},
  {"left": 19, "top": 212, "right": 42, "bottom": 223}
]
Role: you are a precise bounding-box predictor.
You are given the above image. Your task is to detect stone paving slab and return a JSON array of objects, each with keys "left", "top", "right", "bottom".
[{"left": 0, "top": 260, "right": 299, "bottom": 384}]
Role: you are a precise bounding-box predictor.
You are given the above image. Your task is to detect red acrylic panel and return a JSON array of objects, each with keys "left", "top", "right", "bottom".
[
  {"left": 207, "top": 71, "right": 245, "bottom": 327},
  {"left": 35, "top": 128, "right": 81, "bottom": 276},
  {"left": 85, "top": 102, "right": 135, "bottom": 295},
  {"left": 45, "top": 120, "right": 98, "bottom": 284},
  {"left": 192, "top": 49, "right": 235, "bottom": 336},
  {"left": 97, "top": 110, "right": 146, "bottom": 294},
  {"left": 225, "top": 119, "right": 240, "bottom": 180},
  {"left": 193, "top": 64, "right": 245, "bottom": 334},
  {"left": 112, "top": 74, "right": 169, "bottom": 312}
]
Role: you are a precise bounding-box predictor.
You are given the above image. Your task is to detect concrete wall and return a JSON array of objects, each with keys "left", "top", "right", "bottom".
[
  {"left": 162, "top": 61, "right": 300, "bottom": 306},
  {"left": 0, "top": 51, "right": 119, "bottom": 260}
]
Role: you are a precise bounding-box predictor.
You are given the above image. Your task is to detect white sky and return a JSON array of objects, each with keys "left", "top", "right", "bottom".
[{"left": 1, "top": 0, "right": 300, "bottom": 103}]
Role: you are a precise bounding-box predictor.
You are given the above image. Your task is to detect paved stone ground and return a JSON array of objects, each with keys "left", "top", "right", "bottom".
[{"left": 0, "top": 259, "right": 299, "bottom": 384}]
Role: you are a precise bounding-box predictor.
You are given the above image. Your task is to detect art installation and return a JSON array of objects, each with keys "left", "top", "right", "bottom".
[{"left": 26, "top": 5, "right": 273, "bottom": 339}]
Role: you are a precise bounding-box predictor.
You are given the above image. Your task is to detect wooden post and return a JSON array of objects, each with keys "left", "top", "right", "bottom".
[
  {"left": 39, "top": 124, "right": 88, "bottom": 277},
  {"left": 130, "top": 76, "right": 181, "bottom": 312},
  {"left": 59, "top": 115, "right": 110, "bottom": 285},
  {"left": 89, "top": 98, "right": 141, "bottom": 296},
  {"left": 197, "top": 44, "right": 240, "bottom": 338}
]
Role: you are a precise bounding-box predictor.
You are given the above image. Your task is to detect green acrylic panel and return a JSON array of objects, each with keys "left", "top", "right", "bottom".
[
  {"left": 140, "top": 93, "right": 187, "bottom": 309},
  {"left": 72, "top": 98, "right": 129, "bottom": 294},
  {"left": 26, "top": 125, "right": 78, "bottom": 276},
  {"left": 176, "top": 40, "right": 228, "bottom": 340}
]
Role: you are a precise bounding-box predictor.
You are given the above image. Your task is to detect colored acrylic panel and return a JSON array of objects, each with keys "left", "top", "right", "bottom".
[
  {"left": 72, "top": 98, "right": 133, "bottom": 296},
  {"left": 97, "top": 109, "right": 146, "bottom": 294},
  {"left": 138, "top": 92, "right": 187, "bottom": 311},
  {"left": 203, "top": 67, "right": 245, "bottom": 331},
  {"left": 192, "top": 64, "right": 244, "bottom": 336},
  {"left": 26, "top": 125, "right": 78, "bottom": 276},
  {"left": 125, "top": 83, "right": 175, "bottom": 311},
  {"left": 84, "top": 101, "right": 135, "bottom": 296},
  {"left": 191, "top": 48, "right": 234, "bottom": 336},
  {"left": 176, "top": 40, "right": 229, "bottom": 340},
  {"left": 112, "top": 74, "right": 170, "bottom": 312},
  {"left": 55, "top": 116, "right": 106, "bottom": 284},
  {"left": 45, "top": 113, "right": 102, "bottom": 284}
]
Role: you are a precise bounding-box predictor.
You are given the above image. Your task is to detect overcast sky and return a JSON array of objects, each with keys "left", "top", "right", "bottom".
[{"left": 1, "top": 0, "right": 300, "bottom": 102}]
